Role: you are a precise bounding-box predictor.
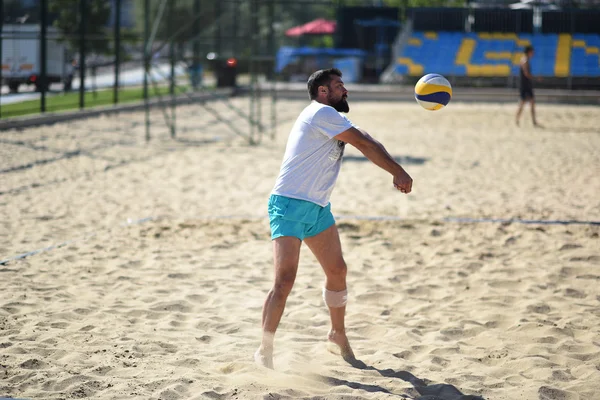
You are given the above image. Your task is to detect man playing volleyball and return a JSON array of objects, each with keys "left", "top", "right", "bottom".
[{"left": 255, "top": 68, "right": 413, "bottom": 369}]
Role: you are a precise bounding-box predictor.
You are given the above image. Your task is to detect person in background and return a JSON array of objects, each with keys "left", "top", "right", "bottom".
[{"left": 516, "top": 45, "right": 541, "bottom": 127}]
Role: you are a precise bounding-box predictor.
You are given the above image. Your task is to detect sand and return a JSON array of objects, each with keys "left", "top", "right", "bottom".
[{"left": 1, "top": 98, "right": 599, "bottom": 400}]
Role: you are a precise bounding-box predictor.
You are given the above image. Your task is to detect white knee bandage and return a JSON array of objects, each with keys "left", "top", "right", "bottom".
[{"left": 323, "top": 288, "right": 348, "bottom": 308}]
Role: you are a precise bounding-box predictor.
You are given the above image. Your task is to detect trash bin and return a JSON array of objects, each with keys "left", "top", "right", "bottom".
[
  {"left": 217, "top": 58, "right": 237, "bottom": 88},
  {"left": 188, "top": 63, "right": 203, "bottom": 88}
]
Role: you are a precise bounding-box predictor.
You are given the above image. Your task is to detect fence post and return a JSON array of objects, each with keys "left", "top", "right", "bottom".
[
  {"left": 144, "top": 0, "right": 150, "bottom": 142},
  {"left": 232, "top": 0, "right": 238, "bottom": 58},
  {"left": 114, "top": 0, "right": 121, "bottom": 104},
  {"left": 169, "top": 0, "right": 176, "bottom": 138},
  {"left": 568, "top": 10, "right": 574, "bottom": 90},
  {"left": 249, "top": 0, "right": 256, "bottom": 144},
  {"left": 215, "top": 1, "right": 221, "bottom": 57},
  {"left": 79, "top": 0, "right": 86, "bottom": 110},
  {"left": 0, "top": 0, "right": 3, "bottom": 119},
  {"left": 268, "top": 0, "right": 277, "bottom": 140},
  {"left": 192, "top": 0, "right": 200, "bottom": 91},
  {"left": 40, "top": 0, "right": 48, "bottom": 113}
]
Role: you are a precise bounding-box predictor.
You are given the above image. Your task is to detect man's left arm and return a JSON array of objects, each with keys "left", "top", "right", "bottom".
[{"left": 335, "top": 127, "right": 413, "bottom": 194}]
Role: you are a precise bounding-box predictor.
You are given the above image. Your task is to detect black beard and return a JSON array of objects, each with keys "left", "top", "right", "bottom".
[{"left": 331, "top": 97, "right": 349, "bottom": 113}]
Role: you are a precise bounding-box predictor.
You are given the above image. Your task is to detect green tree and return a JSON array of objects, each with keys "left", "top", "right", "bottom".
[
  {"left": 133, "top": 0, "right": 203, "bottom": 47},
  {"left": 49, "top": 0, "right": 112, "bottom": 54}
]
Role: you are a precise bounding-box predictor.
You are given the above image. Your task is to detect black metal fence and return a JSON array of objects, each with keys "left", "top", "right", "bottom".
[
  {"left": 0, "top": 0, "right": 287, "bottom": 120},
  {"left": 410, "top": 6, "right": 600, "bottom": 34}
]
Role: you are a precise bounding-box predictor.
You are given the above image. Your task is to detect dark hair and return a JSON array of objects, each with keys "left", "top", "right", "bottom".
[
  {"left": 524, "top": 45, "right": 534, "bottom": 54},
  {"left": 307, "top": 68, "right": 342, "bottom": 100}
]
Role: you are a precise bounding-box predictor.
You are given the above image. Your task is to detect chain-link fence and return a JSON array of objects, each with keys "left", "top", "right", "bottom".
[{"left": 3, "top": 0, "right": 599, "bottom": 122}]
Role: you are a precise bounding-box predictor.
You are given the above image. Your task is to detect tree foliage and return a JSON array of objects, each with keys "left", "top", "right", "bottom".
[
  {"left": 49, "top": 0, "right": 112, "bottom": 54},
  {"left": 133, "top": 0, "right": 202, "bottom": 46}
]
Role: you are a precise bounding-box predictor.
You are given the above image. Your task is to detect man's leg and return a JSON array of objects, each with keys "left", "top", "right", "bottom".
[
  {"left": 304, "top": 224, "right": 355, "bottom": 362},
  {"left": 530, "top": 98, "right": 539, "bottom": 126},
  {"left": 516, "top": 99, "right": 525, "bottom": 126},
  {"left": 255, "top": 236, "right": 302, "bottom": 369}
]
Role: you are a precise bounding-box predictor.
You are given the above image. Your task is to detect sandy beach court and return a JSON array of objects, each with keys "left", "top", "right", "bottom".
[{"left": 1, "top": 99, "right": 599, "bottom": 399}]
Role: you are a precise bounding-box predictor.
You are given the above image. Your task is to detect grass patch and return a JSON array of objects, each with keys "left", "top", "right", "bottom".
[{"left": 0, "top": 85, "right": 190, "bottom": 119}]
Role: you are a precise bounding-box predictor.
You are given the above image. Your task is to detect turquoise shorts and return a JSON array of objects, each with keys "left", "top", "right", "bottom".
[{"left": 268, "top": 195, "right": 335, "bottom": 241}]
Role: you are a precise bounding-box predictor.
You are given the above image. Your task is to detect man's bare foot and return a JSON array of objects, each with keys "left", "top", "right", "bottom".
[
  {"left": 327, "top": 330, "right": 355, "bottom": 362},
  {"left": 254, "top": 345, "right": 274, "bottom": 369},
  {"left": 516, "top": 119, "right": 520, "bottom": 127},
  {"left": 533, "top": 121, "right": 544, "bottom": 128}
]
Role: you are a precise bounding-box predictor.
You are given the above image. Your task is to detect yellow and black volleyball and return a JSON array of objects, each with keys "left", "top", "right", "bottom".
[{"left": 414, "top": 74, "right": 452, "bottom": 111}]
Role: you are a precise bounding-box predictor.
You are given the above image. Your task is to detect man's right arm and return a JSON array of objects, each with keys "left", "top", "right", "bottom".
[{"left": 335, "top": 127, "right": 413, "bottom": 194}]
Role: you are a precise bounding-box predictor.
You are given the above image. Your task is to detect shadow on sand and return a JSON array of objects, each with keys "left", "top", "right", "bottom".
[
  {"left": 313, "top": 357, "right": 485, "bottom": 400},
  {"left": 541, "top": 125, "right": 599, "bottom": 134},
  {"left": 343, "top": 155, "right": 429, "bottom": 166}
]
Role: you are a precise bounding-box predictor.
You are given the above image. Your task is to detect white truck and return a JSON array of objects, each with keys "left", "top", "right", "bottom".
[{"left": 1, "top": 24, "right": 74, "bottom": 93}]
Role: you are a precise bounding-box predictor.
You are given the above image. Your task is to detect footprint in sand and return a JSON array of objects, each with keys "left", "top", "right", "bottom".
[
  {"left": 559, "top": 243, "right": 582, "bottom": 251},
  {"left": 551, "top": 370, "right": 575, "bottom": 381},
  {"left": 466, "top": 262, "right": 483, "bottom": 272},
  {"left": 576, "top": 274, "right": 600, "bottom": 280},
  {"left": 19, "top": 358, "right": 46, "bottom": 369},
  {"left": 570, "top": 255, "right": 600, "bottom": 262},
  {"left": 564, "top": 288, "right": 586, "bottom": 299},
  {"left": 527, "top": 303, "right": 551, "bottom": 314},
  {"left": 487, "top": 349, "right": 508, "bottom": 359},
  {"left": 538, "top": 385, "right": 578, "bottom": 400},
  {"left": 439, "top": 327, "right": 464, "bottom": 337},
  {"left": 79, "top": 325, "right": 95, "bottom": 332},
  {"left": 488, "top": 280, "right": 521, "bottom": 289},
  {"left": 195, "top": 335, "right": 212, "bottom": 343},
  {"left": 430, "top": 355, "right": 449, "bottom": 367},
  {"left": 167, "top": 273, "right": 193, "bottom": 280},
  {"left": 158, "top": 389, "right": 186, "bottom": 400},
  {"left": 150, "top": 301, "right": 193, "bottom": 313},
  {"left": 90, "top": 365, "right": 113, "bottom": 376},
  {"left": 537, "top": 336, "right": 559, "bottom": 344},
  {"left": 393, "top": 350, "right": 414, "bottom": 360}
]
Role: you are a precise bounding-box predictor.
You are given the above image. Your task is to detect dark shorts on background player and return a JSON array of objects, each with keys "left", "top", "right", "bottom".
[{"left": 520, "top": 86, "right": 534, "bottom": 101}]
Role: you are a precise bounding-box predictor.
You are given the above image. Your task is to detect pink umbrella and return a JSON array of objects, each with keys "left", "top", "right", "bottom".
[{"left": 285, "top": 18, "right": 337, "bottom": 37}]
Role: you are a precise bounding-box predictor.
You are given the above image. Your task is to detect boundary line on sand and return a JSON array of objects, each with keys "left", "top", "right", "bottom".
[
  {"left": 0, "top": 217, "right": 154, "bottom": 266},
  {"left": 444, "top": 217, "right": 600, "bottom": 226},
  {"left": 1, "top": 214, "right": 598, "bottom": 266}
]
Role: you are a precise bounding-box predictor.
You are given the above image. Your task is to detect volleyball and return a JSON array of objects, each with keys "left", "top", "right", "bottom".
[{"left": 414, "top": 74, "right": 452, "bottom": 111}]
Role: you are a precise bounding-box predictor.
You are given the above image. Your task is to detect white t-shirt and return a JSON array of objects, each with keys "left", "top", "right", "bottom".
[{"left": 271, "top": 101, "right": 355, "bottom": 207}]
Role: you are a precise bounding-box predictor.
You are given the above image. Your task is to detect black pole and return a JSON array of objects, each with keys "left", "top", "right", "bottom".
[
  {"left": 40, "top": 0, "right": 48, "bottom": 112},
  {"left": 232, "top": 0, "right": 238, "bottom": 57},
  {"left": 79, "top": 0, "right": 86, "bottom": 109},
  {"left": 268, "top": 0, "right": 276, "bottom": 139},
  {"left": 192, "top": 0, "right": 200, "bottom": 91},
  {"left": 0, "top": 0, "right": 4, "bottom": 119},
  {"left": 113, "top": 0, "right": 121, "bottom": 104},
  {"left": 169, "top": 0, "right": 176, "bottom": 138},
  {"left": 568, "top": 10, "right": 574, "bottom": 90},
  {"left": 215, "top": 1, "right": 221, "bottom": 57},
  {"left": 144, "top": 0, "right": 150, "bottom": 141},
  {"left": 268, "top": 0, "right": 275, "bottom": 82}
]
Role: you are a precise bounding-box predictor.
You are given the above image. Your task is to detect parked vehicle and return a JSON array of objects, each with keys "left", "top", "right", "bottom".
[{"left": 1, "top": 24, "right": 74, "bottom": 93}]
